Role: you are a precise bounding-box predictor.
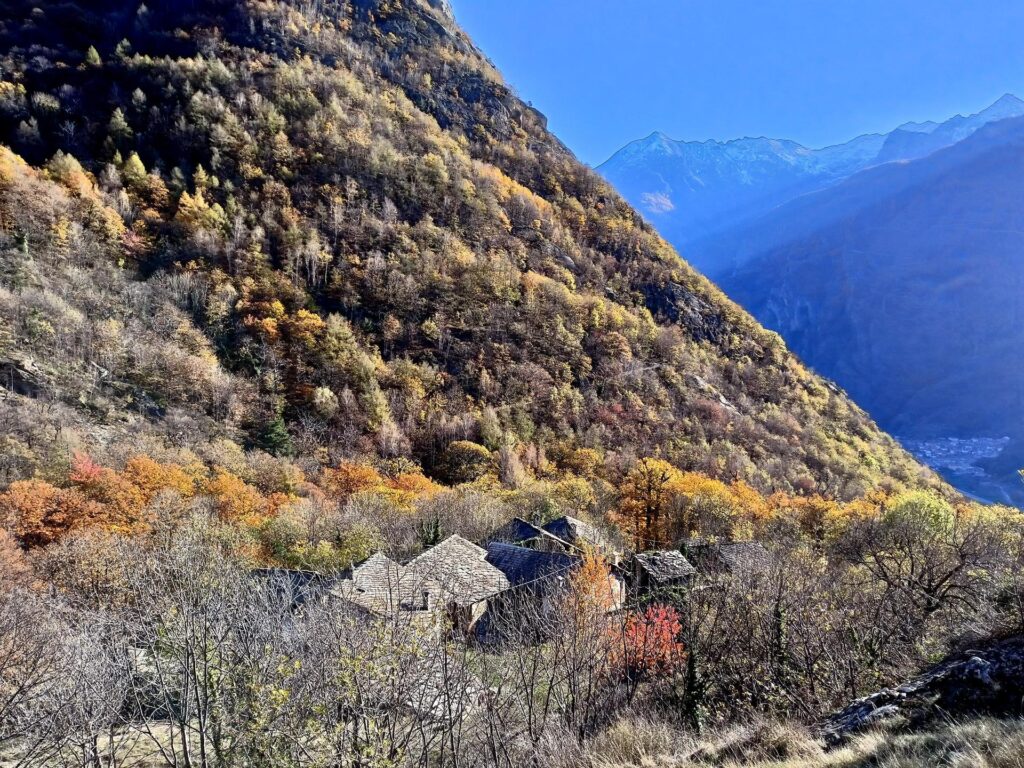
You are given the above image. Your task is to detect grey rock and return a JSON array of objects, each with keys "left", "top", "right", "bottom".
[{"left": 820, "top": 636, "right": 1024, "bottom": 746}]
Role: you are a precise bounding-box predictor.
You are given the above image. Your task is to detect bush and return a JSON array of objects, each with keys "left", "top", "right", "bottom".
[{"left": 439, "top": 440, "right": 492, "bottom": 484}]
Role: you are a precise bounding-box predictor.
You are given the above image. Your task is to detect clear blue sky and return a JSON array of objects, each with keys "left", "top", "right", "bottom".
[{"left": 452, "top": 0, "right": 1024, "bottom": 166}]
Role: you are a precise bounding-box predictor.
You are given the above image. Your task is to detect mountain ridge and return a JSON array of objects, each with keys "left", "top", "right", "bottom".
[
  {"left": 712, "top": 113, "right": 1024, "bottom": 503},
  {"left": 599, "top": 94, "right": 1024, "bottom": 272}
]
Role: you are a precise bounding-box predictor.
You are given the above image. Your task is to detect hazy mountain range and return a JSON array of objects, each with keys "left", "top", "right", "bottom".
[
  {"left": 600, "top": 96, "right": 1024, "bottom": 503},
  {"left": 599, "top": 94, "right": 1024, "bottom": 273}
]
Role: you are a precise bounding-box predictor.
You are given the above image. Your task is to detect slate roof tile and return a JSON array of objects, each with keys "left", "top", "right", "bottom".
[
  {"left": 633, "top": 550, "right": 696, "bottom": 584},
  {"left": 485, "top": 542, "right": 578, "bottom": 586},
  {"left": 407, "top": 535, "right": 511, "bottom": 605}
]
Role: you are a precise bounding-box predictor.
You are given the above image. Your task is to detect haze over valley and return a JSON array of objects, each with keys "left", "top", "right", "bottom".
[{"left": 601, "top": 95, "right": 1024, "bottom": 503}]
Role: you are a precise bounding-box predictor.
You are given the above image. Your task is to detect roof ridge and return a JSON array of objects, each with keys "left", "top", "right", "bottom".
[
  {"left": 488, "top": 540, "right": 522, "bottom": 551},
  {"left": 407, "top": 534, "right": 488, "bottom": 565},
  {"left": 360, "top": 551, "right": 400, "bottom": 566},
  {"left": 443, "top": 532, "right": 485, "bottom": 551}
]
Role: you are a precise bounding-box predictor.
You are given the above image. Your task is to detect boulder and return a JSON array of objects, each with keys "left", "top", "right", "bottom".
[{"left": 820, "top": 636, "right": 1024, "bottom": 746}]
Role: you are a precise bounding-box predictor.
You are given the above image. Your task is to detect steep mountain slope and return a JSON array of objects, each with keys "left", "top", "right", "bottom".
[
  {"left": 599, "top": 95, "right": 1024, "bottom": 274},
  {"left": 0, "top": 0, "right": 934, "bottom": 499},
  {"left": 0, "top": 145, "right": 254, "bottom": 486},
  {"left": 713, "top": 116, "right": 1024, "bottom": 503}
]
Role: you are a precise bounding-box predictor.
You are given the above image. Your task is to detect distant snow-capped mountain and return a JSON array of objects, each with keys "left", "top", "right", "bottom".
[
  {"left": 598, "top": 94, "right": 1024, "bottom": 274},
  {"left": 877, "top": 93, "right": 1024, "bottom": 163},
  {"left": 710, "top": 113, "right": 1024, "bottom": 504}
]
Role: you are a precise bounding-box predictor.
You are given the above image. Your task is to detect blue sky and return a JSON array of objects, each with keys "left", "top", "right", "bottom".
[{"left": 452, "top": 0, "right": 1024, "bottom": 166}]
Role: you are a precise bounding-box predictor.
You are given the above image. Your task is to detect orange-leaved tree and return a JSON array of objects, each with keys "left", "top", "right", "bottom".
[
  {"left": 615, "top": 459, "right": 774, "bottom": 548},
  {"left": 667, "top": 472, "right": 749, "bottom": 542},
  {"left": 0, "top": 478, "right": 103, "bottom": 547},
  {"left": 120, "top": 455, "right": 200, "bottom": 504},
  {"left": 319, "top": 461, "right": 387, "bottom": 500},
  {"left": 614, "top": 458, "right": 683, "bottom": 549},
  {"left": 567, "top": 548, "right": 618, "bottom": 618},
  {"left": 206, "top": 469, "right": 271, "bottom": 527},
  {"left": 321, "top": 461, "right": 441, "bottom": 510},
  {"left": 69, "top": 453, "right": 147, "bottom": 534},
  {"left": 387, "top": 472, "right": 442, "bottom": 509}
]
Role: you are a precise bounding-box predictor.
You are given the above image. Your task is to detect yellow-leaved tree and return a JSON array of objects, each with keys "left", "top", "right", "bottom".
[{"left": 614, "top": 458, "right": 682, "bottom": 549}]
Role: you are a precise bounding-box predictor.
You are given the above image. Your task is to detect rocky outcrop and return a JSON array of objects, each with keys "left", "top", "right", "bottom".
[
  {"left": 423, "top": 0, "right": 454, "bottom": 22},
  {"left": 642, "top": 280, "right": 727, "bottom": 345},
  {"left": 820, "top": 636, "right": 1024, "bottom": 746}
]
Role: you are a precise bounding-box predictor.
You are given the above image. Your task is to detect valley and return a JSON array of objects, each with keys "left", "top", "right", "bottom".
[
  {"left": 901, "top": 435, "right": 1012, "bottom": 502},
  {"left": 603, "top": 97, "right": 1024, "bottom": 504}
]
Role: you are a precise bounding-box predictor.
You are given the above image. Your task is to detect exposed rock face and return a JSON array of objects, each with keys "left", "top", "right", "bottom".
[
  {"left": 642, "top": 280, "right": 726, "bottom": 344},
  {"left": 424, "top": 0, "right": 454, "bottom": 20},
  {"left": 820, "top": 636, "right": 1024, "bottom": 746}
]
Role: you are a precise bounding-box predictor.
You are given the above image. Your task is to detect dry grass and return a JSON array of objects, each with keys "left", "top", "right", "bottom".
[
  {"left": 575, "top": 716, "right": 1024, "bottom": 768},
  {"left": 6, "top": 716, "right": 1024, "bottom": 766}
]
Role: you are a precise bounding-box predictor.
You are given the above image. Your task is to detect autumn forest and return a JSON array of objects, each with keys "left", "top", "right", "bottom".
[{"left": 0, "top": 0, "right": 1023, "bottom": 766}]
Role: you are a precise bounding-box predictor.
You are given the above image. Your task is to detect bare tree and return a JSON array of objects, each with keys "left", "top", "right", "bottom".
[{"left": 0, "top": 589, "right": 74, "bottom": 766}]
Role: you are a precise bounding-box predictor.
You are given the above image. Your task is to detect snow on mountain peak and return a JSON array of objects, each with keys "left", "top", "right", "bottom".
[{"left": 598, "top": 94, "right": 1024, "bottom": 251}]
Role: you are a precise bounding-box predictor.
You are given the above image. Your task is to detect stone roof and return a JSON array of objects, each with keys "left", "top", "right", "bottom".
[
  {"left": 407, "top": 535, "right": 511, "bottom": 605},
  {"left": 485, "top": 542, "right": 578, "bottom": 586},
  {"left": 633, "top": 550, "right": 696, "bottom": 584},
  {"left": 493, "top": 516, "right": 580, "bottom": 552},
  {"left": 683, "top": 540, "right": 772, "bottom": 574},
  {"left": 332, "top": 553, "right": 432, "bottom": 615},
  {"left": 492, "top": 517, "right": 547, "bottom": 545},
  {"left": 541, "top": 515, "right": 610, "bottom": 551}
]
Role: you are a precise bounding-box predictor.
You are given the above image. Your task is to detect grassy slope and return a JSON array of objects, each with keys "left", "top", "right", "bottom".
[{"left": 576, "top": 717, "right": 1024, "bottom": 768}]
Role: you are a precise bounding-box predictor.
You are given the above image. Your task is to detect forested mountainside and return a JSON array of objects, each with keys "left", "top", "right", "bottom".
[
  {"left": 711, "top": 115, "right": 1024, "bottom": 504},
  {"left": 0, "top": 0, "right": 933, "bottom": 500},
  {"left": 7, "top": 3, "right": 1024, "bottom": 765},
  {"left": 598, "top": 94, "right": 1024, "bottom": 274}
]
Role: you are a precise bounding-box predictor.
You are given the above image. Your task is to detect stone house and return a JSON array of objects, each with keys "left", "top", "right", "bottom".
[
  {"left": 406, "top": 535, "right": 511, "bottom": 632},
  {"left": 327, "top": 536, "right": 511, "bottom": 633},
  {"left": 485, "top": 542, "right": 625, "bottom": 612},
  {"left": 682, "top": 539, "right": 773, "bottom": 578},
  {"left": 493, "top": 515, "right": 620, "bottom": 561},
  {"left": 630, "top": 550, "right": 696, "bottom": 594},
  {"left": 330, "top": 552, "right": 437, "bottom": 625}
]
